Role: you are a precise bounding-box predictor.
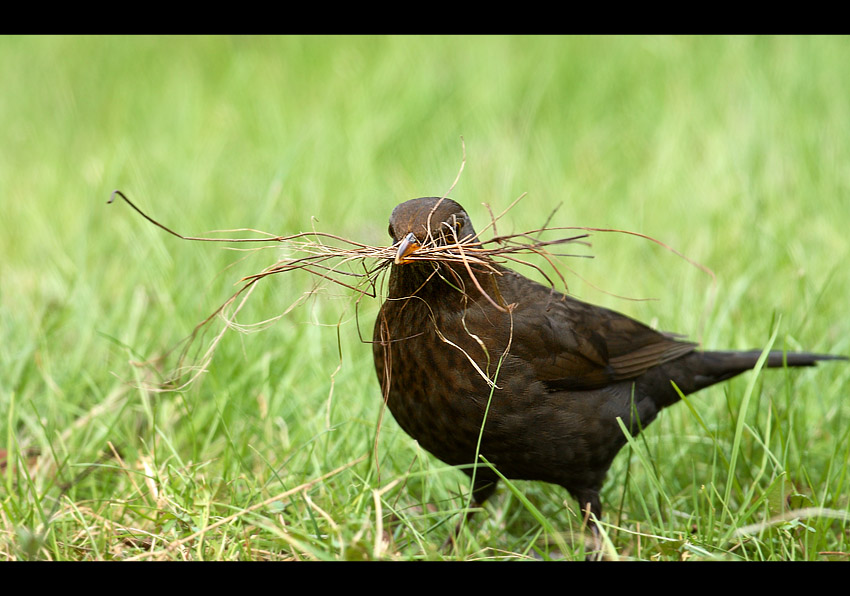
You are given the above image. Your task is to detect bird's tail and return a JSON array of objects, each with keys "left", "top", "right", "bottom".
[
  {"left": 653, "top": 349, "right": 846, "bottom": 407},
  {"left": 709, "top": 349, "right": 845, "bottom": 373}
]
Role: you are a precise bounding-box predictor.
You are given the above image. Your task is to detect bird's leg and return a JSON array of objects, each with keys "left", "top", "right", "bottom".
[{"left": 577, "top": 491, "right": 606, "bottom": 560}]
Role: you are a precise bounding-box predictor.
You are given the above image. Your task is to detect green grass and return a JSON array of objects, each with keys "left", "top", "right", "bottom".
[{"left": 1, "top": 35, "right": 849, "bottom": 560}]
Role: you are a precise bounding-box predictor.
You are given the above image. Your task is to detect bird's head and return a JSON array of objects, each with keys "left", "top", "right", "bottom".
[{"left": 387, "top": 197, "right": 477, "bottom": 265}]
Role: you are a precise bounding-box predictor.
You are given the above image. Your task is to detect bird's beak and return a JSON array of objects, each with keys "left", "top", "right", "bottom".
[{"left": 394, "top": 232, "right": 421, "bottom": 265}]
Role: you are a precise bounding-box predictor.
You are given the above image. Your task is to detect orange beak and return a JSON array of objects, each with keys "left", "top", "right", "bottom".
[{"left": 394, "top": 232, "right": 421, "bottom": 265}]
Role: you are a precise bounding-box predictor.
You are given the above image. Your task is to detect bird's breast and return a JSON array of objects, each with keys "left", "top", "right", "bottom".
[{"left": 373, "top": 297, "right": 506, "bottom": 465}]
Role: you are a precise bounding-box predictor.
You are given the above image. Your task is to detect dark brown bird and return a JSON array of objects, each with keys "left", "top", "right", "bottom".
[{"left": 373, "top": 196, "right": 844, "bottom": 541}]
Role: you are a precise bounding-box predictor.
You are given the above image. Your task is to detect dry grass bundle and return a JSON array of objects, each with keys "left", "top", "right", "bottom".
[{"left": 108, "top": 188, "right": 713, "bottom": 392}]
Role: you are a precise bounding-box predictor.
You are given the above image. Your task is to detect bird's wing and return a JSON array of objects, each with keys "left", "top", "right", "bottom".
[{"left": 500, "top": 271, "right": 697, "bottom": 390}]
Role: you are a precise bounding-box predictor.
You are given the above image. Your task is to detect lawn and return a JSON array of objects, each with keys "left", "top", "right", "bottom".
[{"left": 1, "top": 35, "right": 848, "bottom": 560}]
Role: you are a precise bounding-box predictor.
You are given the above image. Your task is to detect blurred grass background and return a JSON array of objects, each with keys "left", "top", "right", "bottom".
[{"left": 1, "top": 35, "right": 848, "bottom": 560}]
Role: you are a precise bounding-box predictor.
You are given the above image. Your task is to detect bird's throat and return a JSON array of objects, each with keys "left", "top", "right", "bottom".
[{"left": 387, "top": 260, "right": 504, "bottom": 309}]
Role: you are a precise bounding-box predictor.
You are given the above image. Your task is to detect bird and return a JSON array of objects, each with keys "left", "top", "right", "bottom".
[{"left": 372, "top": 196, "right": 844, "bottom": 549}]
